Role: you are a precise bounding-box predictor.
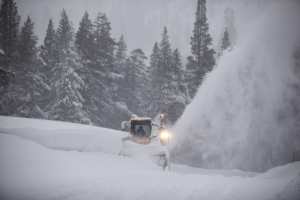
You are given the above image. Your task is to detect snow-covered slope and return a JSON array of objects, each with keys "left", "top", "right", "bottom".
[
  {"left": 172, "top": 1, "right": 300, "bottom": 172},
  {"left": 0, "top": 116, "right": 299, "bottom": 200},
  {"left": 0, "top": 116, "right": 124, "bottom": 154}
]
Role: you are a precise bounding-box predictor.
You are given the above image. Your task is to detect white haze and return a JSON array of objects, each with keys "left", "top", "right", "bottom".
[
  {"left": 16, "top": 0, "right": 274, "bottom": 56},
  {"left": 13, "top": 0, "right": 300, "bottom": 172},
  {"left": 172, "top": 1, "right": 300, "bottom": 172}
]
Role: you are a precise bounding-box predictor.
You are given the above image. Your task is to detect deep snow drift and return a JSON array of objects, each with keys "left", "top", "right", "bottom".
[
  {"left": 172, "top": 2, "right": 300, "bottom": 172},
  {"left": 0, "top": 116, "right": 124, "bottom": 154},
  {"left": 0, "top": 116, "right": 300, "bottom": 200}
]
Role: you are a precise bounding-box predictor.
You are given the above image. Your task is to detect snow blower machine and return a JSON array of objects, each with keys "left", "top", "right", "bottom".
[{"left": 119, "top": 114, "right": 172, "bottom": 170}]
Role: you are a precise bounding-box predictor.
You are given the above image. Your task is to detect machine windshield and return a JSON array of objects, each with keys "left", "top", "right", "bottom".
[{"left": 131, "top": 120, "right": 152, "bottom": 137}]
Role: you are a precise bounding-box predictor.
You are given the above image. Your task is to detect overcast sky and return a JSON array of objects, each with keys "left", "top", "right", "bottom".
[{"left": 14, "top": 0, "right": 274, "bottom": 57}]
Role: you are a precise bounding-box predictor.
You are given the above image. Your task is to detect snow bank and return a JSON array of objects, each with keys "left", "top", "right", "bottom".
[
  {"left": 172, "top": 2, "right": 300, "bottom": 171},
  {"left": 0, "top": 116, "right": 125, "bottom": 154},
  {"left": 0, "top": 132, "right": 299, "bottom": 200}
]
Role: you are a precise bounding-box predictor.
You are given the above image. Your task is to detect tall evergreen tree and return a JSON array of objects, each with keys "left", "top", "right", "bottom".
[
  {"left": 185, "top": 55, "right": 196, "bottom": 98},
  {"left": 50, "top": 52, "right": 89, "bottom": 124},
  {"left": 159, "top": 27, "right": 173, "bottom": 77},
  {"left": 56, "top": 9, "right": 73, "bottom": 57},
  {"left": 172, "top": 49, "right": 183, "bottom": 85},
  {"left": 173, "top": 49, "right": 188, "bottom": 100},
  {"left": 92, "top": 12, "right": 115, "bottom": 88},
  {"left": 93, "top": 13, "right": 114, "bottom": 72},
  {"left": 38, "top": 19, "right": 58, "bottom": 116},
  {"left": 3, "top": 15, "right": 49, "bottom": 118},
  {"left": 15, "top": 17, "right": 42, "bottom": 106},
  {"left": 115, "top": 35, "right": 127, "bottom": 70},
  {"left": 18, "top": 16, "right": 37, "bottom": 65},
  {"left": 188, "top": 0, "right": 215, "bottom": 98},
  {"left": 168, "top": 48, "right": 188, "bottom": 123},
  {"left": 0, "top": 0, "right": 20, "bottom": 68},
  {"left": 41, "top": 19, "right": 58, "bottom": 67},
  {"left": 148, "top": 42, "right": 161, "bottom": 117},
  {"left": 114, "top": 35, "right": 128, "bottom": 102},
  {"left": 150, "top": 42, "right": 160, "bottom": 76},
  {"left": 224, "top": 7, "right": 237, "bottom": 47},
  {"left": 49, "top": 9, "right": 89, "bottom": 124},
  {"left": 158, "top": 27, "right": 174, "bottom": 114},
  {"left": 149, "top": 27, "right": 188, "bottom": 122},
  {"left": 124, "top": 49, "right": 149, "bottom": 115},
  {"left": 221, "top": 28, "right": 230, "bottom": 51},
  {"left": 75, "top": 11, "right": 93, "bottom": 60},
  {"left": 79, "top": 12, "right": 117, "bottom": 127}
]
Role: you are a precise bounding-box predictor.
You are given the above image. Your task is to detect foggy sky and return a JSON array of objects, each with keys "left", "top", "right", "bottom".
[
  {"left": 14, "top": 0, "right": 272, "bottom": 57},
  {"left": 15, "top": 0, "right": 194, "bottom": 56}
]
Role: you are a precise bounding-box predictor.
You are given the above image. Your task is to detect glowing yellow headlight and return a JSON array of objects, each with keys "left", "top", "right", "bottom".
[{"left": 159, "top": 130, "right": 172, "bottom": 144}]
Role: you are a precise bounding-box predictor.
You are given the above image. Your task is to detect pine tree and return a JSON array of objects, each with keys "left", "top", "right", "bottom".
[
  {"left": 216, "top": 8, "right": 236, "bottom": 58},
  {"left": 18, "top": 16, "right": 37, "bottom": 65},
  {"left": 80, "top": 12, "right": 116, "bottom": 127},
  {"left": 188, "top": 0, "right": 215, "bottom": 98},
  {"left": 75, "top": 11, "right": 93, "bottom": 60},
  {"left": 50, "top": 51, "right": 89, "bottom": 124},
  {"left": 115, "top": 35, "right": 127, "bottom": 71},
  {"left": 0, "top": 0, "right": 20, "bottom": 68},
  {"left": 158, "top": 27, "right": 174, "bottom": 114},
  {"left": 168, "top": 48, "right": 188, "bottom": 123},
  {"left": 172, "top": 49, "right": 183, "bottom": 85},
  {"left": 92, "top": 12, "right": 115, "bottom": 88},
  {"left": 173, "top": 49, "right": 188, "bottom": 101},
  {"left": 186, "top": 55, "right": 196, "bottom": 99},
  {"left": 93, "top": 13, "right": 114, "bottom": 72},
  {"left": 159, "top": 27, "right": 173, "bottom": 78},
  {"left": 149, "top": 27, "right": 177, "bottom": 118},
  {"left": 0, "top": 0, "right": 21, "bottom": 115},
  {"left": 150, "top": 42, "right": 160, "bottom": 76},
  {"left": 148, "top": 27, "right": 188, "bottom": 122},
  {"left": 125, "top": 49, "right": 149, "bottom": 115},
  {"left": 123, "top": 53, "right": 138, "bottom": 114},
  {"left": 224, "top": 7, "right": 237, "bottom": 47},
  {"left": 149, "top": 42, "right": 161, "bottom": 94},
  {"left": 148, "top": 42, "right": 161, "bottom": 117},
  {"left": 221, "top": 28, "right": 230, "bottom": 51},
  {"left": 114, "top": 35, "right": 128, "bottom": 103},
  {"left": 37, "top": 19, "right": 58, "bottom": 116},
  {"left": 49, "top": 9, "right": 89, "bottom": 124},
  {"left": 41, "top": 19, "right": 58, "bottom": 67},
  {"left": 56, "top": 9, "right": 73, "bottom": 58},
  {"left": 3, "top": 15, "right": 49, "bottom": 118},
  {"left": 0, "top": 3, "right": 23, "bottom": 116}
]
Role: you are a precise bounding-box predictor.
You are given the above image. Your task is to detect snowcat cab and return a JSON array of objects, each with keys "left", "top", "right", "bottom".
[
  {"left": 120, "top": 114, "right": 171, "bottom": 170},
  {"left": 130, "top": 118, "right": 152, "bottom": 144}
]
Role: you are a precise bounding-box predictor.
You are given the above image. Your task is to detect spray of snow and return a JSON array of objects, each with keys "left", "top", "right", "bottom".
[{"left": 172, "top": 1, "right": 300, "bottom": 172}]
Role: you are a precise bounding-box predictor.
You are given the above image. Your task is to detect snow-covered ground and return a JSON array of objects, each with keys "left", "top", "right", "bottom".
[
  {"left": 0, "top": 116, "right": 124, "bottom": 154},
  {"left": 0, "top": 116, "right": 299, "bottom": 200}
]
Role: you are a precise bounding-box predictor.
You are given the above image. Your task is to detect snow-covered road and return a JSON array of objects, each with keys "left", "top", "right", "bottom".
[{"left": 0, "top": 116, "right": 299, "bottom": 200}]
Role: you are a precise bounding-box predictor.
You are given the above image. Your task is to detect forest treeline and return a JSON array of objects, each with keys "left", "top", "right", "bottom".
[{"left": 0, "top": 0, "right": 232, "bottom": 129}]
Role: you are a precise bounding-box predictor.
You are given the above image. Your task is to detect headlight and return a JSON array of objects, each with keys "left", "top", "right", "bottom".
[{"left": 159, "top": 130, "right": 172, "bottom": 144}]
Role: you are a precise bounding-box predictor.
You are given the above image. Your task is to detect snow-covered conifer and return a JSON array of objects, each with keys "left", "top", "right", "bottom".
[
  {"left": 18, "top": 16, "right": 37, "bottom": 65},
  {"left": 49, "top": 9, "right": 89, "bottom": 124},
  {"left": 75, "top": 11, "right": 93, "bottom": 61},
  {"left": 0, "top": 0, "right": 19, "bottom": 68},
  {"left": 187, "top": 0, "right": 215, "bottom": 99},
  {"left": 221, "top": 28, "right": 231, "bottom": 52}
]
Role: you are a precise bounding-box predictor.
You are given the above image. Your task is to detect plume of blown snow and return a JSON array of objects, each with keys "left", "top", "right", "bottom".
[{"left": 172, "top": 1, "right": 300, "bottom": 172}]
